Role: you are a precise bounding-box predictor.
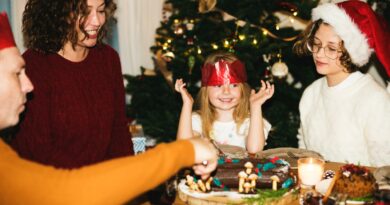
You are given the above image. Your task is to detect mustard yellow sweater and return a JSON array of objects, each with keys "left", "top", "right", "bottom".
[{"left": 0, "top": 139, "right": 194, "bottom": 205}]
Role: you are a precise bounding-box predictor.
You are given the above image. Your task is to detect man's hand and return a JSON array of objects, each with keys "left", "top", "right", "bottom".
[{"left": 189, "top": 138, "right": 218, "bottom": 180}]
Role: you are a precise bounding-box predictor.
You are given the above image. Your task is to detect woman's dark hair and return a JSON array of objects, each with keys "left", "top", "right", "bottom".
[
  {"left": 293, "top": 19, "right": 359, "bottom": 73},
  {"left": 22, "top": 0, "right": 116, "bottom": 54}
]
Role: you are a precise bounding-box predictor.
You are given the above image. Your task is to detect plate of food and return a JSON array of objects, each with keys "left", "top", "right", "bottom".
[
  {"left": 178, "top": 156, "right": 297, "bottom": 205},
  {"left": 316, "top": 164, "right": 375, "bottom": 204}
]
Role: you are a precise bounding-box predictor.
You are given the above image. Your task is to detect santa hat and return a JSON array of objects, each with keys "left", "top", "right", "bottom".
[
  {"left": 312, "top": 0, "right": 390, "bottom": 77},
  {"left": 0, "top": 12, "right": 16, "bottom": 50}
]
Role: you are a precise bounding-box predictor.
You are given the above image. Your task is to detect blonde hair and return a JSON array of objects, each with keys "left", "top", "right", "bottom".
[{"left": 195, "top": 51, "right": 251, "bottom": 139}]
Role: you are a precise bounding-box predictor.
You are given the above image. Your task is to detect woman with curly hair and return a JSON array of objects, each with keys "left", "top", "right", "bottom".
[
  {"left": 294, "top": 1, "right": 390, "bottom": 167},
  {"left": 11, "top": 0, "right": 134, "bottom": 168}
]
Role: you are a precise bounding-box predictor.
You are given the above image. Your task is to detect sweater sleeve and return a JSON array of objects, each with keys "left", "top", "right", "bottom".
[
  {"left": 106, "top": 47, "right": 134, "bottom": 158},
  {"left": 297, "top": 125, "right": 306, "bottom": 149},
  {"left": 363, "top": 91, "right": 390, "bottom": 167},
  {"left": 0, "top": 139, "right": 194, "bottom": 205},
  {"left": 297, "top": 86, "right": 311, "bottom": 149}
]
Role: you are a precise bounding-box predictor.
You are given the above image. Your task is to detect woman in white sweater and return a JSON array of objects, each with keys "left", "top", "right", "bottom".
[{"left": 294, "top": 1, "right": 390, "bottom": 167}]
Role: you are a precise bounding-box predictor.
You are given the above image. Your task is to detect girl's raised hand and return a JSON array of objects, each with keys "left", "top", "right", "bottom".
[
  {"left": 249, "top": 80, "right": 274, "bottom": 108},
  {"left": 175, "top": 78, "right": 194, "bottom": 105}
]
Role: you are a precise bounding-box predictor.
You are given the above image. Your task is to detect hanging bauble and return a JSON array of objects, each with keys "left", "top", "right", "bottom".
[
  {"left": 262, "top": 66, "right": 272, "bottom": 81},
  {"left": 188, "top": 55, "right": 196, "bottom": 74},
  {"left": 199, "top": 0, "right": 217, "bottom": 13},
  {"left": 271, "top": 60, "right": 289, "bottom": 78},
  {"left": 186, "top": 20, "right": 195, "bottom": 31},
  {"left": 187, "top": 37, "right": 194, "bottom": 45}
]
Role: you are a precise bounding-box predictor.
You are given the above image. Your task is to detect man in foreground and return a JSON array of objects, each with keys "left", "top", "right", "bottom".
[{"left": 0, "top": 12, "right": 217, "bottom": 205}]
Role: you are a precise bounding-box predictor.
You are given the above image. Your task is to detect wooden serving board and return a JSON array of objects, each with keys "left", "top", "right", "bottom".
[{"left": 177, "top": 181, "right": 299, "bottom": 205}]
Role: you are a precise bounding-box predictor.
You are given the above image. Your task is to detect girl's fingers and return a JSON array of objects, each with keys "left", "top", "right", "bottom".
[
  {"left": 260, "top": 80, "right": 266, "bottom": 90},
  {"left": 266, "top": 81, "right": 271, "bottom": 89},
  {"left": 267, "top": 84, "right": 275, "bottom": 96},
  {"left": 175, "top": 78, "right": 189, "bottom": 93},
  {"left": 174, "top": 80, "right": 180, "bottom": 91},
  {"left": 265, "top": 81, "right": 270, "bottom": 94}
]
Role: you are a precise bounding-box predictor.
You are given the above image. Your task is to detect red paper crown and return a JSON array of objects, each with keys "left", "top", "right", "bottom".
[
  {"left": 201, "top": 60, "right": 247, "bottom": 86},
  {"left": 0, "top": 12, "right": 16, "bottom": 50}
]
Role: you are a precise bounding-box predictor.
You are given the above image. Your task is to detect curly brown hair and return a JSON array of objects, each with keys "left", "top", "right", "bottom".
[
  {"left": 23, "top": 0, "right": 116, "bottom": 54},
  {"left": 293, "top": 19, "right": 359, "bottom": 73}
]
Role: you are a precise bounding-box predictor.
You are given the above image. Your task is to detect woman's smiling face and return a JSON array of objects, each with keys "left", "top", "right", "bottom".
[{"left": 75, "top": 0, "right": 106, "bottom": 48}]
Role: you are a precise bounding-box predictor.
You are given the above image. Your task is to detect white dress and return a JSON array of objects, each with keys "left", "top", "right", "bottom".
[
  {"left": 192, "top": 113, "right": 271, "bottom": 148},
  {"left": 298, "top": 72, "right": 390, "bottom": 167}
]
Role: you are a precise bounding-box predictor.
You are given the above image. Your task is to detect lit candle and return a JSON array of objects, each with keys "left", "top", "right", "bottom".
[{"left": 298, "top": 157, "right": 325, "bottom": 187}]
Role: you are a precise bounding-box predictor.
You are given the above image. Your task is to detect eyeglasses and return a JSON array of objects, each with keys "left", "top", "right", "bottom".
[{"left": 306, "top": 41, "right": 342, "bottom": 60}]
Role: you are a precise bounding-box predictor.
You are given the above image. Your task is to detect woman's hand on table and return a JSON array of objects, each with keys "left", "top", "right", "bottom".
[{"left": 189, "top": 138, "right": 218, "bottom": 180}]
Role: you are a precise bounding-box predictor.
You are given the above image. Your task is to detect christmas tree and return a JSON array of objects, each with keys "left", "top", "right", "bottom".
[{"left": 124, "top": 0, "right": 388, "bottom": 148}]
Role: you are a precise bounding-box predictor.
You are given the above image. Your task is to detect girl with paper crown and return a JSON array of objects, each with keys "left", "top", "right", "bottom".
[
  {"left": 175, "top": 51, "right": 274, "bottom": 154},
  {"left": 294, "top": 0, "right": 390, "bottom": 167}
]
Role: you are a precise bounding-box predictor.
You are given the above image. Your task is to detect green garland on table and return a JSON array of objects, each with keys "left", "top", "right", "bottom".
[
  {"left": 244, "top": 188, "right": 297, "bottom": 205},
  {"left": 350, "top": 195, "right": 374, "bottom": 202}
]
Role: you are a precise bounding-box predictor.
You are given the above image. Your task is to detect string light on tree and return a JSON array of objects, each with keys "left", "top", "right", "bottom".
[
  {"left": 252, "top": 39, "right": 258, "bottom": 45},
  {"left": 223, "top": 39, "right": 230, "bottom": 48},
  {"left": 197, "top": 47, "right": 202, "bottom": 54},
  {"left": 162, "top": 42, "right": 169, "bottom": 50}
]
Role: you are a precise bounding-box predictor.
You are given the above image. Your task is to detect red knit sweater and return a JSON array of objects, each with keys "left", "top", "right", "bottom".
[{"left": 11, "top": 45, "right": 134, "bottom": 168}]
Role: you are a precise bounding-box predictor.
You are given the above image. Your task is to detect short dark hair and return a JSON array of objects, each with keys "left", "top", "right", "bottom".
[
  {"left": 23, "top": 0, "right": 116, "bottom": 54},
  {"left": 293, "top": 19, "right": 359, "bottom": 73}
]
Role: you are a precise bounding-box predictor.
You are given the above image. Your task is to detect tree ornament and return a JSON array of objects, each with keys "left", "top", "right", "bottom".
[
  {"left": 187, "top": 36, "right": 194, "bottom": 45},
  {"left": 199, "top": 0, "right": 217, "bottom": 13},
  {"left": 162, "top": 51, "right": 175, "bottom": 61},
  {"left": 186, "top": 19, "right": 195, "bottom": 31},
  {"left": 262, "top": 54, "right": 272, "bottom": 81},
  {"left": 271, "top": 51, "right": 289, "bottom": 79},
  {"left": 271, "top": 60, "right": 289, "bottom": 79},
  {"left": 188, "top": 55, "right": 196, "bottom": 74}
]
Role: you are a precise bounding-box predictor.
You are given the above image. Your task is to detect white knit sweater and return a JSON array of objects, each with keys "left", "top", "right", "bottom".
[{"left": 298, "top": 72, "right": 390, "bottom": 167}]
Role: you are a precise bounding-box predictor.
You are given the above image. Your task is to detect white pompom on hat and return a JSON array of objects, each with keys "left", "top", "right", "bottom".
[{"left": 312, "top": 0, "right": 390, "bottom": 77}]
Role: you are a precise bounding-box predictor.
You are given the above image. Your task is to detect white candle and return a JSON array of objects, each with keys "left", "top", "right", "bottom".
[{"left": 298, "top": 158, "right": 325, "bottom": 186}]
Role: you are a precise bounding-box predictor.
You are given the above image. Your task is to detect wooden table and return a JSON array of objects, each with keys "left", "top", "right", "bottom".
[{"left": 172, "top": 161, "right": 375, "bottom": 205}]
